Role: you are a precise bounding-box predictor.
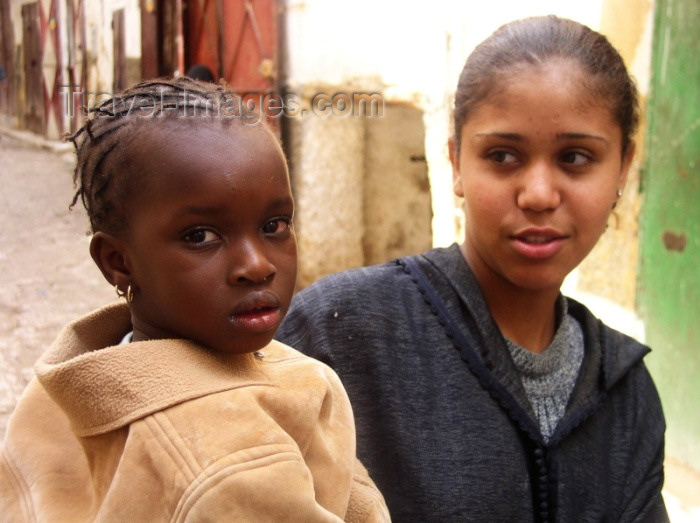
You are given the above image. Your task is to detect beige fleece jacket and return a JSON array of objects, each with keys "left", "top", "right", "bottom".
[{"left": 0, "top": 302, "right": 389, "bottom": 522}]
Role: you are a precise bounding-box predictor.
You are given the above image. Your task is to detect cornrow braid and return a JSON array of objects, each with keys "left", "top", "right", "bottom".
[{"left": 68, "top": 77, "right": 246, "bottom": 234}]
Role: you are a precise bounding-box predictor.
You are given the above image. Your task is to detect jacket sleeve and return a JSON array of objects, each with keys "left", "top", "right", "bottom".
[
  {"left": 174, "top": 356, "right": 390, "bottom": 522},
  {"left": 0, "top": 379, "right": 97, "bottom": 522},
  {"left": 619, "top": 442, "right": 668, "bottom": 522},
  {"left": 0, "top": 449, "right": 30, "bottom": 521},
  {"left": 177, "top": 454, "right": 390, "bottom": 522},
  {"left": 177, "top": 450, "right": 345, "bottom": 522},
  {"left": 277, "top": 286, "right": 391, "bottom": 522},
  {"left": 618, "top": 364, "right": 669, "bottom": 523},
  {"left": 346, "top": 459, "right": 392, "bottom": 523}
]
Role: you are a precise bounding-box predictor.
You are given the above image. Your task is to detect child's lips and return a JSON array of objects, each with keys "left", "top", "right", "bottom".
[{"left": 230, "top": 291, "right": 282, "bottom": 332}]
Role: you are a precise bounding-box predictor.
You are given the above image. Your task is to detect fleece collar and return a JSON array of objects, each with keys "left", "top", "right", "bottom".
[{"left": 35, "top": 302, "right": 266, "bottom": 437}]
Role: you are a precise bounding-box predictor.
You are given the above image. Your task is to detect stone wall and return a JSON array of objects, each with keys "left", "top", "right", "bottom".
[{"left": 287, "top": 94, "right": 432, "bottom": 288}]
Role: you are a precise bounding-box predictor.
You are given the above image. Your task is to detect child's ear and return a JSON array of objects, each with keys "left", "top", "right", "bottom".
[{"left": 90, "top": 232, "right": 131, "bottom": 289}]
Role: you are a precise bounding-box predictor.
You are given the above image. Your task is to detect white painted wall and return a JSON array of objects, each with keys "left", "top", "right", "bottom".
[{"left": 86, "top": 0, "right": 141, "bottom": 93}]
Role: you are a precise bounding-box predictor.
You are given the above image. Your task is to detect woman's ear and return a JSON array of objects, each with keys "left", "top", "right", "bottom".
[
  {"left": 619, "top": 140, "right": 636, "bottom": 190},
  {"left": 448, "top": 137, "right": 465, "bottom": 198},
  {"left": 90, "top": 232, "right": 131, "bottom": 289}
]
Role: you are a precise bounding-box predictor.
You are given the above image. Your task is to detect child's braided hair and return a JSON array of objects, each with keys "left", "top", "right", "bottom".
[{"left": 68, "top": 77, "right": 245, "bottom": 234}]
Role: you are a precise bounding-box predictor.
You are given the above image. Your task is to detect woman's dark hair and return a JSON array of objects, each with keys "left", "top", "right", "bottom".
[
  {"left": 68, "top": 77, "right": 245, "bottom": 234},
  {"left": 453, "top": 15, "right": 639, "bottom": 155}
]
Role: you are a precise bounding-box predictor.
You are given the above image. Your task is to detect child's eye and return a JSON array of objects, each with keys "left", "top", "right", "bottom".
[
  {"left": 182, "top": 228, "right": 220, "bottom": 245},
  {"left": 560, "top": 151, "right": 591, "bottom": 166},
  {"left": 261, "top": 217, "right": 292, "bottom": 235}
]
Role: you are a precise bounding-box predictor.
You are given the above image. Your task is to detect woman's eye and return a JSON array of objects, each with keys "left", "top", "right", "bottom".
[
  {"left": 560, "top": 151, "right": 590, "bottom": 166},
  {"left": 262, "top": 218, "right": 291, "bottom": 235},
  {"left": 488, "top": 150, "right": 518, "bottom": 164},
  {"left": 183, "top": 229, "right": 219, "bottom": 245}
]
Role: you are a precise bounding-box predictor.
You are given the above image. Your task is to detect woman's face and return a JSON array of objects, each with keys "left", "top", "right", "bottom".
[{"left": 450, "top": 61, "right": 634, "bottom": 296}]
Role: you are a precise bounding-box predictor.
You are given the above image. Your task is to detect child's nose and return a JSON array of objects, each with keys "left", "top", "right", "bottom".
[
  {"left": 516, "top": 161, "right": 561, "bottom": 212},
  {"left": 228, "top": 241, "right": 276, "bottom": 285}
]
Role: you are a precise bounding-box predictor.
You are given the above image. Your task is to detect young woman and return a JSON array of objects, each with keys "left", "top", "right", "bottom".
[{"left": 278, "top": 15, "right": 668, "bottom": 522}]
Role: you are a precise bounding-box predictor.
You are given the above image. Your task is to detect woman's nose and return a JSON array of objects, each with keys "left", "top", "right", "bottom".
[
  {"left": 516, "top": 161, "right": 561, "bottom": 212},
  {"left": 228, "top": 240, "right": 276, "bottom": 285}
]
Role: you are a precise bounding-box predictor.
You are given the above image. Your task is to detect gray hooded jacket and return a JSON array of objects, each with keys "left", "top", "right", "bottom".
[{"left": 277, "top": 244, "right": 667, "bottom": 522}]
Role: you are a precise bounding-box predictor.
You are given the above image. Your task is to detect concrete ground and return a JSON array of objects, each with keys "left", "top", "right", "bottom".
[
  {"left": 0, "top": 127, "right": 697, "bottom": 520},
  {"left": 0, "top": 130, "right": 114, "bottom": 439}
]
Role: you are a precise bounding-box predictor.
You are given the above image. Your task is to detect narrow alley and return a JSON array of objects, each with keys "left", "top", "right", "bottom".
[{"left": 0, "top": 131, "right": 113, "bottom": 439}]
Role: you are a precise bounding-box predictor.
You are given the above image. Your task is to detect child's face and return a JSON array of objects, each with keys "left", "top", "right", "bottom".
[
  {"left": 450, "top": 61, "right": 634, "bottom": 296},
  {"left": 121, "top": 122, "right": 297, "bottom": 355}
]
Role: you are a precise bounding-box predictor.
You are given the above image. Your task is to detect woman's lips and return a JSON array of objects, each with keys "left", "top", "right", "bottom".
[
  {"left": 230, "top": 291, "right": 281, "bottom": 332},
  {"left": 510, "top": 228, "right": 568, "bottom": 260}
]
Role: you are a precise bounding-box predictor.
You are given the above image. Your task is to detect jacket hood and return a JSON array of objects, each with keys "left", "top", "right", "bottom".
[
  {"left": 567, "top": 298, "right": 650, "bottom": 390},
  {"left": 425, "top": 244, "right": 651, "bottom": 393}
]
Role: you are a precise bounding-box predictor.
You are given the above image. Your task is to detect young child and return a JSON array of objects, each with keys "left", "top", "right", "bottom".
[
  {"left": 0, "top": 78, "right": 389, "bottom": 522},
  {"left": 277, "top": 16, "right": 668, "bottom": 522}
]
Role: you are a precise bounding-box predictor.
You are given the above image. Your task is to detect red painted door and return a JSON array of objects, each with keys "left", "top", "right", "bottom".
[
  {"left": 65, "top": 0, "right": 88, "bottom": 132},
  {"left": 22, "top": 3, "right": 44, "bottom": 134},
  {"left": 113, "top": 9, "right": 127, "bottom": 91},
  {"left": 0, "top": 0, "right": 16, "bottom": 117},
  {"left": 184, "top": 0, "right": 278, "bottom": 91},
  {"left": 21, "top": 0, "right": 66, "bottom": 138}
]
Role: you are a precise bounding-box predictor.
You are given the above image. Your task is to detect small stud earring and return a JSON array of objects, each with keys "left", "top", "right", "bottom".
[{"left": 616, "top": 188, "right": 623, "bottom": 197}]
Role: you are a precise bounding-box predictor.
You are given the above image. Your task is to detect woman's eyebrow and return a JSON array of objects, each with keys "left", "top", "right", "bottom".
[
  {"left": 472, "top": 132, "right": 609, "bottom": 144},
  {"left": 473, "top": 132, "right": 523, "bottom": 141},
  {"left": 556, "top": 132, "right": 609, "bottom": 143}
]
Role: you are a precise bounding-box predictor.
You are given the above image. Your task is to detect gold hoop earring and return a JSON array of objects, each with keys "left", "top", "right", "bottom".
[
  {"left": 115, "top": 285, "right": 125, "bottom": 298},
  {"left": 126, "top": 285, "right": 134, "bottom": 304}
]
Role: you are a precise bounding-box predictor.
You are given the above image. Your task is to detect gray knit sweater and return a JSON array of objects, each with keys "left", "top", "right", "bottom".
[{"left": 505, "top": 298, "right": 585, "bottom": 442}]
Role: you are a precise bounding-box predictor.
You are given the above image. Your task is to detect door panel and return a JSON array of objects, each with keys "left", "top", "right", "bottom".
[
  {"left": 22, "top": 3, "right": 44, "bottom": 134},
  {"left": 185, "top": 0, "right": 278, "bottom": 91}
]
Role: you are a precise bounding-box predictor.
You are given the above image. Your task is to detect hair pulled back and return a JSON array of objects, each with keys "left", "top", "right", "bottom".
[
  {"left": 453, "top": 15, "right": 639, "bottom": 154},
  {"left": 69, "top": 77, "right": 246, "bottom": 234}
]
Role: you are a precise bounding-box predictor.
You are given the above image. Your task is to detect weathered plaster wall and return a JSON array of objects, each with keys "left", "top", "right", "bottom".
[
  {"left": 363, "top": 104, "right": 432, "bottom": 266},
  {"left": 576, "top": 0, "right": 654, "bottom": 313},
  {"left": 286, "top": 95, "right": 432, "bottom": 288},
  {"left": 288, "top": 108, "right": 366, "bottom": 288},
  {"left": 80, "top": 0, "right": 141, "bottom": 94}
]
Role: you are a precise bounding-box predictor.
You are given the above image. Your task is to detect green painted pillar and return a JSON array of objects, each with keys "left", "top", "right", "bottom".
[{"left": 639, "top": 0, "right": 700, "bottom": 470}]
